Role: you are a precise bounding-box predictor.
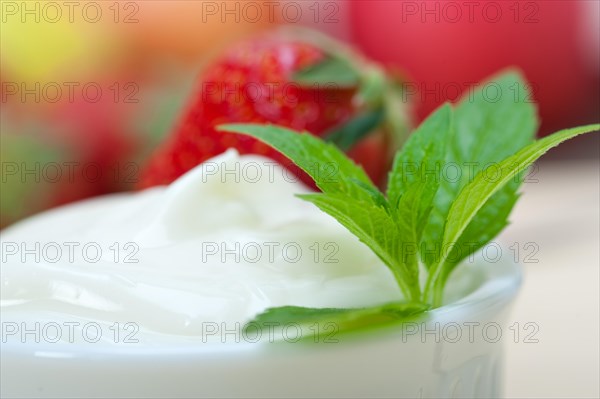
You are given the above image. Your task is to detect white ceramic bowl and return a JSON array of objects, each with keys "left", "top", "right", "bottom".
[{"left": 1, "top": 258, "right": 520, "bottom": 398}]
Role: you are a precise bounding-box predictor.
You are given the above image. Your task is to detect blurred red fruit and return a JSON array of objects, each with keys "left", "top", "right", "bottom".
[
  {"left": 140, "top": 29, "right": 411, "bottom": 189},
  {"left": 350, "top": 0, "right": 599, "bottom": 134}
]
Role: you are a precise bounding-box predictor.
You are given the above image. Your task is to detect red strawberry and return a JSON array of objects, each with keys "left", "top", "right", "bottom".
[{"left": 139, "top": 29, "right": 411, "bottom": 189}]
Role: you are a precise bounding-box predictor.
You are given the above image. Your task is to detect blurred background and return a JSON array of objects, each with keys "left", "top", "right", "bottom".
[
  {"left": 1, "top": 0, "right": 598, "bottom": 227},
  {"left": 1, "top": 1, "right": 599, "bottom": 397}
]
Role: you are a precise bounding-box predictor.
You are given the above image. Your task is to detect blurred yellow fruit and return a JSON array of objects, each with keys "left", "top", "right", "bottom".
[
  {"left": 118, "top": 1, "right": 270, "bottom": 63},
  {"left": 0, "top": 0, "right": 118, "bottom": 83}
]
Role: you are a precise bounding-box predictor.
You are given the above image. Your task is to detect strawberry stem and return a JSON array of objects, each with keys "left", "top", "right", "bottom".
[{"left": 323, "top": 108, "right": 385, "bottom": 150}]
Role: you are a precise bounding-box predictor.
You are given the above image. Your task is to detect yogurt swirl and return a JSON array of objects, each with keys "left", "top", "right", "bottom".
[{"left": 0, "top": 150, "right": 401, "bottom": 340}]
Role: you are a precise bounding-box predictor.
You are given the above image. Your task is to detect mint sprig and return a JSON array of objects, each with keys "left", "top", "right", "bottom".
[
  {"left": 426, "top": 123, "right": 599, "bottom": 305},
  {"left": 420, "top": 71, "right": 539, "bottom": 304},
  {"left": 217, "top": 71, "right": 599, "bottom": 337}
]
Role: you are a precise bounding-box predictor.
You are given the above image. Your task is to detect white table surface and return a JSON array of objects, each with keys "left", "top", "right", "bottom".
[{"left": 498, "top": 159, "right": 599, "bottom": 398}]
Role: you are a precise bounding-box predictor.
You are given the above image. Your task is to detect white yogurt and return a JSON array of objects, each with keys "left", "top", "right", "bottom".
[
  {"left": 0, "top": 149, "right": 402, "bottom": 342},
  {"left": 0, "top": 150, "right": 524, "bottom": 398}
]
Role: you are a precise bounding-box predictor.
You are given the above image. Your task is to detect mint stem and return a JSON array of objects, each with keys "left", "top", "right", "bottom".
[{"left": 431, "top": 279, "right": 445, "bottom": 308}]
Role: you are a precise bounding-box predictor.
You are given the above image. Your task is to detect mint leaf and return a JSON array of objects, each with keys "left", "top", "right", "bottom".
[
  {"left": 438, "top": 186, "right": 520, "bottom": 283},
  {"left": 387, "top": 103, "right": 452, "bottom": 231},
  {"left": 384, "top": 104, "right": 453, "bottom": 289},
  {"left": 244, "top": 302, "right": 429, "bottom": 340},
  {"left": 426, "top": 123, "right": 599, "bottom": 305},
  {"left": 292, "top": 56, "right": 360, "bottom": 88},
  {"left": 421, "top": 71, "right": 538, "bottom": 270},
  {"left": 218, "top": 78, "right": 598, "bottom": 319},
  {"left": 298, "top": 193, "right": 419, "bottom": 300},
  {"left": 217, "top": 123, "right": 424, "bottom": 300},
  {"left": 216, "top": 124, "right": 376, "bottom": 203}
]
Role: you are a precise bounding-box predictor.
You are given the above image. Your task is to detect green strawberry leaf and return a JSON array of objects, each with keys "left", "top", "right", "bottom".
[
  {"left": 292, "top": 56, "right": 360, "bottom": 88},
  {"left": 426, "top": 123, "right": 600, "bottom": 305},
  {"left": 244, "top": 301, "right": 429, "bottom": 340},
  {"left": 323, "top": 108, "right": 384, "bottom": 151}
]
